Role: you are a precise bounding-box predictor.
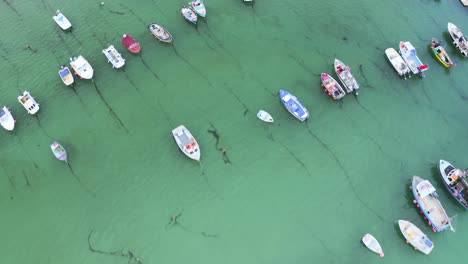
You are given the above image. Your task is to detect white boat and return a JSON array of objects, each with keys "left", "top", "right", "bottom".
[
  {"left": 461, "top": 0, "right": 468, "bottom": 7},
  {"left": 189, "top": 0, "right": 206, "bottom": 18},
  {"left": 399, "top": 41, "right": 429, "bottom": 77},
  {"left": 70, "top": 55, "right": 94, "bottom": 79},
  {"left": 385, "top": 48, "right": 411, "bottom": 79},
  {"left": 181, "top": 6, "right": 198, "bottom": 24},
  {"left": 448, "top": 22, "right": 468, "bottom": 57},
  {"left": 257, "top": 110, "right": 274, "bottom": 123},
  {"left": 52, "top": 10, "right": 72, "bottom": 30},
  {"left": 149, "top": 24, "right": 173, "bottom": 43},
  {"left": 172, "top": 125, "right": 201, "bottom": 161},
  {"left": 0, "top": 106, "right": 15, "bottom": 131},
  {"left": 398, "top": 220, "right": 434, "bottom": 255},
  {"left": 58, "top": 65, "right": 74, "bottom": 86},
  {"left": 18, "top": 91, "right": 40, "bottom": 115},
  {"left": 361, "top": 234, "right": 384, "bottom": 257},
  {"left": 102, "top": 45, "right": 125, "bottom": 69},
  {"left": 50, "top": 141, "right": 68, "bottom": 163},
  {"left": 334, "top": 59, "right": 359, "bottom": 95}
]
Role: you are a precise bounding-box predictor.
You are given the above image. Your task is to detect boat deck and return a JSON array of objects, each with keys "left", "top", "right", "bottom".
[{"left": 418, "top": 194, "right": 449, "bottom": 228}]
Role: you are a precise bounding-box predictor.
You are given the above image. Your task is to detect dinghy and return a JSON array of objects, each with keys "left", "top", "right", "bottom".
[
  {"left": 411, "top": 176, "right": 453, "bottom": 232},
  {"left": 50, "top": 141, "right": 68, "bottom": 163},
  {"left": 70, "top": 55, "right": 94, "bottom": 79},
  {"left": 172, "top": 125, "right": 201, "bottom": 161},
  {"left": 399, "top": 41, "right": 429, "bottom": 77},
  {"left": 121, "top": 34, "right": 141, "bottom": 54},
  {"left": 334, "top": 59, "right": 359, "bottom": 95},
  {"left": 149, "top": 24, "right": 173, "bottom": 43},
  {"left": 18, "top": 91, "right": 39, "bottom": 115},
  {"left": 398, "top": 220, "right": 433, "bottom": 255},
  {"left": 0, "top": 106, "right": 15, "bottom": 131},
  {"left": 189, "top": 0, "right": 206, "bottom": 18},
  {"left": 58, "top": 65, "right": 74, "bottom": 86},
  {"left": 279, "top": 90, "right": 309, "bottom": 121},
  {"left": 361, "top": 234, "right": 384, "bottom": 257},
  {"left": 102, "top": 45, "right": 125, "bottom": 69},
  {"left": 321, "top": 73, "right": 346, "bottom": 100},
  {"left": 181, "top": 6, "right": 198, "bottom": 24},
  {"left": 438, "top": 160, "right": 468, "bottom": 209},
  {"left": 257, "top": 110, "right": 274, "bottom": 123},
  {"left": 431, "top": 38, "right": 456, "bottom": 68},
  {"left": 385, "top": 48, "right": 411, "bottom": 79},
  {"left": 448, "top": 22, "right": 468, "bottom": 57},
  {"left": 53, "top": 10, "right": 72, "bottom": 30}
]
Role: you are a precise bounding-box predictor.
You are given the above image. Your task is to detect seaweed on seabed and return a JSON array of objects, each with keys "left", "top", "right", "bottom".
[
  {"left": 88, "top": 230, "right": 143, "bottom": 264},
  {"left": 207, "top": 123, "right": 231, "bottom": 164}
]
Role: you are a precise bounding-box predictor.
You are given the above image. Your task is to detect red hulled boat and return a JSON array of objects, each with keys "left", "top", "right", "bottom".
[{"left": 121, "top": 34, "right": 141, "bottom": 54}]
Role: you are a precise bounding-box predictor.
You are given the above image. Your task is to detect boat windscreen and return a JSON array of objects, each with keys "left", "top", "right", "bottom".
[
  {"left": 417, "top": 180, "right": 436, "bottom": 198},
  {"left": 444, "top": 165, "right": 454, "bottom": 175},
  {"left": 425, "top": 239, "right": 433, "bottom": 248}
]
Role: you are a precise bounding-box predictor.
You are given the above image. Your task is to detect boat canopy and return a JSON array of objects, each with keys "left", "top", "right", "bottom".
[
  {"left": 60, "top": 68, "right": 70, "bottom": 77},
  {"left": 416, "top": 180, "right": 436, "bottom": 198}
]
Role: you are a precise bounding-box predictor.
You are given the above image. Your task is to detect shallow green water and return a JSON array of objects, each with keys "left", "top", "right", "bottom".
[{"left": 1, "top": 0, "right": 468, "bottom": 263}]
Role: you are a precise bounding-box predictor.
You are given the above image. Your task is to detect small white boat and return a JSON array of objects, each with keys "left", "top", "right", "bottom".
[
  {"left": 50, "top": 141, "right": 68, "bottom": 163},
  {"left": 181, "top": 6, "right": 198, "bottom": 24},
  {"left": 18, "top": 91, "right": 40, "bottom": 115},
  {"left": 385, "top": 48, "right": 411, "bottom": 79},
  {"left": 361, "top": 234, "right": 384, "bottom": 257},
  {"left": 0, "top": 106, "right": 15, "bottom": 131},
  {"left": 398, "top": 220, "right": 434, "bottom": 255},
  {"left": 461, "top": 0, "right": 468, "bottom": 7},
  {"left": 70, "top": 55, "right": 94, "bottom": 79},
  {"left": 448, "top": 22, "right": 468, "bottom": 57},
  {"left": 102, "top": 45, "right": 125, "bottom": 69},
  {"left": 399, "top": 41, "right": 429, "bottom": 77},
  {"left": 172, "top": 125, "right": 201, "bottom": 161},
  {"left": 334, "top": 59, "right": 359, "bottom": 95},
  {"left": 149, "top": 24, "right": 173, "bottom": 43},
  {"left": 58, "top": 65, "right": 74, "bottom": 86},
  {"left": 257, "top": 110, "right": 274, "bottom": 123},
  {"left": 189, "top": 0, "right": 206, "bottom": 18},
  {"left": 52, "top": 10, "right": 72, "bottom": 30}
]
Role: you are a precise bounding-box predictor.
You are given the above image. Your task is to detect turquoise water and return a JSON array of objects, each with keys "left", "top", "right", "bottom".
[{"left": 1, "top": 0, "right": 468, "bottom": 263}]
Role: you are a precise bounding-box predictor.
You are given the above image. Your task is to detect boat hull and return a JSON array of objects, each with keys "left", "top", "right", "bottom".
[
  {"left": 121, "top": 34, "right": 141, "bottom": 54},
  {"left": 448, "top": 22, "right": 468, "bottom": 57},
  {"left": 321, "top": 73, "right": 346, "bottom": 100},
  {"left": 361, "top": 234, "right": 384, "bottom": 257},
  {"left": 53, "top": 11, "right": 72, "bottom": 30},
  {"left": 70, "top": 56, "right": 94, "bottom": 79},
  {"left": 279, "top": 90, "right": 309, "bottom": 121},
  {"left": 0, "top": 106, "right": 15, "bottom": 131},
  {"left": 18, "top": 91, "right": 40, "bottom": 115},
  {"left": 181, "top": 8, "right": 198, "bottom": 24},
  {"left": 411, "top": 176, "right": 451, "bottom": 232},
  {"left": 257, "top": 110, "right": 274, "bottom": 123},
  {"left": 385, "top": 48, "right": 410, "bottom": 78},
  {"left": 398, "top": 220, "right": 433, "bottom": 255},
  {"left": 399, "top": 41, "right": 428, "bottom": 76},
  {"left": 334, "top": 59, "right": 359, "bottom": 95},
  {"left": 50, "top": 142, "right": 68, "bottom": 162}
]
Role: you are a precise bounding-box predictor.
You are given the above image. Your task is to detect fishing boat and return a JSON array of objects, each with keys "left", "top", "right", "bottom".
[
  {"left": 320, "top": 73, "right": 346, "bottom": 100},
  {"left": 189, "top": 0, "right": 206, "bottom": 18},
  {"left": 172, "top": 125, "right": 201, "bottom": 161},
  {"left": 431, "top": 38, "right": 456, "bottom": 68},
  {"left": 18, "top": 91, "right": 39, "bottom": 115},
  {"left": 58, "top": 65, "right": 74, "bottom": 86},
  {"left": 181, "top": 6, "right": 198, "bottom": 24},
  {"left": 398, "top": 220, "right": 434, "bottom": 255},
  {"left": 438, "top": 160, "right": 468, "bottom": 209},
  {"left": 121, "top": 34, "right": 141, "bottom": 54},
  {"left": 149, "top": 24, "right": 173, "bottom": 43},
  {"left": 399, "top": 41, "right": 429, "bottom": 77},
  {"left": 50, "top": 141, "right": 68, "bottom": 163},
  {"left": 102, "top": 45, "right": 125, "bottom": 69},
  {"left": 279, "top": 90, "right": 309, "bottom": 121},
  {"left": 52, "top": 10, "right": 72, "bottom": 30},
  {"left": 334, "top": 59, "right": 359, "bottom": 95},
  {"left": 70, "top": 55, "right": 94, "bottom": 79},
  {"left": 361, "top": 234, "right": 384, "bottom": 257},
  {"left": 385, "top": 48, "right": 411, "bottom": 79},
  {"left": 448, "top": 22, "right": 468, "bottom": 57},
  {"left": 411, "top": 176, "right": 453, "bottom": 232},
  {"left": 257, "top": 110, "right": 274, "bottom": 123},
  {"left": 0, "top": 106, "right": 15, "bottom": 131}
]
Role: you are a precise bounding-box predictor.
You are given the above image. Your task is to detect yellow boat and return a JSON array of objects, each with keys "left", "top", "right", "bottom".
[{"left": 431, "top": 38, "right": 456, "bottom": 68}]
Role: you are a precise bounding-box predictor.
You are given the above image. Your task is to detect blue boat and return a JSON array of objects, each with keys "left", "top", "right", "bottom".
[
  {"left": 438, "top": 160, "right": 468, "bottom": 209},
  {"left": 411, "top": 176, "right": 453, "bottom": 232},
  {"left": 279, "top": 90, "right": 309, "bottom": 121}
]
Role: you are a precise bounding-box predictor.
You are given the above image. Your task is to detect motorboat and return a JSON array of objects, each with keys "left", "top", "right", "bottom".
[
  {"left": 121, "top": 34, "right": 141, "bottom": 53},
  {"left": 334, "top": 59, "right": 359, "bottom": 95},
  {"left": 70, "top": 55, "right": 94, "bottom": 79},
  {"left": 102, "top": 45, "right": 125, "bottom": 69},
  {"left": 431, "top": 38, "right": 456, "bottom": 68},
  {"left": 18, "top": 91, "right": 40, "bottom": 115},
  {"left": 399, "top": 41, "right": 429, "bottom": 77},
  {"left": 321, "top": 73, "right": 346, "bottom": 100},
  {"left": 438, "top": 160, "right": 468, "bottom": 209},
  {"left": 52, "top": 10, "right": 72, "bottom": 30},
  {"left": 279, "top": 90, "right": 309, "bottom": 121},
  {"left": 448, "top": 22, "right": 468, "bottom": 57},
  {"left": 398, "top": 220, "right": 433, "bottom": 255},
  {"left": 0, "top": 106, "right": 15, "bottom": 131},
  {"left": 385, "top": 48, "right": 411, "bottom": 79},
  {"left": 149, "top": 24, "right": 173, "bottom": 43},
  {"left": 58, "top": 65, "right": 74, "bottom": 86},
  {"left": 181, "top": 6, "right": 198, "bottom": 24},
  {"left": 172, "top": 125, "right": 201, "bottom": 161}
]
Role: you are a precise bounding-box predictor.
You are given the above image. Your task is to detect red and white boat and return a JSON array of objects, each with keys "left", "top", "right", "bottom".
[{"left": 121, "top": 34, "right": 141, "bottom": 54}]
